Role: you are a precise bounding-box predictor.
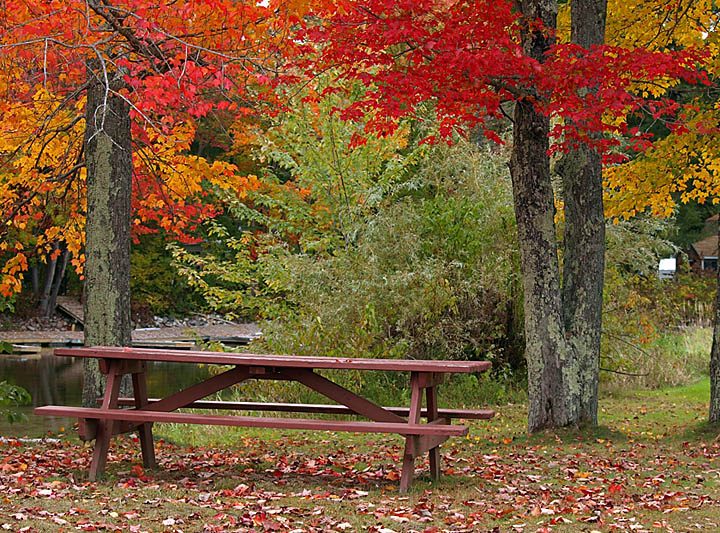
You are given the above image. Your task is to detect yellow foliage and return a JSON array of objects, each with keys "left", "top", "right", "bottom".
[
  {"left": 598, "top": 1, "right": 719, "bottom": 220},
  {"left": 559, "top": 0, "right": 711, "bottom": 49}
]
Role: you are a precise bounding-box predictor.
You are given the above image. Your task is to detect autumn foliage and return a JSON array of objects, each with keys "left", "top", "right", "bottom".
[
  {"left": 0, "top": 0, "right": 305, "bottom": 297},
  {"left": 596, "top": 0, "right": 719, "bottom": 219},
  {"left": 299, "top": 0, "right": 709, "bottom": 156}
]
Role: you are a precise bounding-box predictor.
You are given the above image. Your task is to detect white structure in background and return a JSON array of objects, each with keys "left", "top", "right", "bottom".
[{"left": 658, "top": 257, "right": 676, "bottom": 280}]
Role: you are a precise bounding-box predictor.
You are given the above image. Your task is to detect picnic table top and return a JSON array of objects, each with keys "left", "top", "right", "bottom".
[{"left": 54, "top": 346, "right": 491, "bottom": 373}]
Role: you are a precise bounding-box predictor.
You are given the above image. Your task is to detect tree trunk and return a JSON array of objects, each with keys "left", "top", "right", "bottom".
[
  {"left": 709, "top": 217, "right": 720, "bottom": 423},
  {"left": 511, "top": 95, "right": 573, "bottom": 431},
  {"left": 37, "top": 243, "right": 59, "bottom": 316},
  {"left": 510, "top": 0, "right": 608, "bottom": 432},
  {"left": 31, "top": 265, "right": 39, "bottom": 299},
  {"left": 510, "top": 0, "right": 578, "bottom": 432},
  {"left": 82, "top": 67, "right": 133, "bottom": 407},
  {"left": 556, "top": 0, "right": 608, "bottom": 425},
  {"left": 47, "top": 245, "right": 69, "bottom": 317}
]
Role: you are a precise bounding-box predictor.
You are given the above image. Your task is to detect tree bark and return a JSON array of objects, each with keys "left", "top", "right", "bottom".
[
  {"left": 510, "top": 0, "right": 577, "bottom": 432},
  {"left": 47, "top": 245, "right": 69, "bottom": 317},
  {"left": 31, "top": 264, "right": 39, "bottom": 299},
  {"left": 511, "top": 95, "right": 573, "bottom": 431},
  {"left": 556, "top": 0, "right": 608, "bottom": 425},
  {"left": 709, "top": 216, "right": 720, "bottom": 423},
  {"left": 37, "top": 243, "right": 58, "bottom": 316},
  {"left": 509, "top": 0, "right": 608, "bottom": 432},
  {"left": 82, "top": 66, "right": 133, "bottom": 407},
  {"left": 37, "top": 242, "right": 70, "bottom": 317}
]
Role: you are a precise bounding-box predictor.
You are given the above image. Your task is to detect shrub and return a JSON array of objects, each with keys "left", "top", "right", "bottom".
[
  {"left": 601, "top": 216, "right": 714, "bottom": 389},
  {"left": 131, "top": 235, "right": 202, "bottom": 317},
  {"left": 177, "top": 129, "right": 526, "bottom": 405},
  {"left": 251, "top": 139, "right": 524, "bottom": 404},
  {"left": 0, "top": 380, "right": 31, "bottom": 423}
]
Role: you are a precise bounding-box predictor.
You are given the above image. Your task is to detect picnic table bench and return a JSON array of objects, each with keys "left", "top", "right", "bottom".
[{"left": 35, "top": 346, "right": 494, "bottom": 491}]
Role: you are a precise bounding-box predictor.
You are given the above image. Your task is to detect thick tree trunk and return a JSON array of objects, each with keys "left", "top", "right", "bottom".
[
  {"left": 82, "top": 68, "right": 133, "bottom": 407},
  {"left": 511, "top": 97, "right": 573, "bottom": 431},
  {"left": 510, "top": 0, "right": 607, "bottom": 432},
  {"left": 556, "top": 0, "right": 608, "bottom": 425},
  {"left": 510, "top": 0, "right": 579, "bottom": 432},
  {"left": 709, "top": 218, "right": 720, "bottom": 423}
]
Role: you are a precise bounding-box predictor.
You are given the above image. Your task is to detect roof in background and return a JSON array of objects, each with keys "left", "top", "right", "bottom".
[{"left": 693, "top": 234, "right": 718, "bottom": 258}]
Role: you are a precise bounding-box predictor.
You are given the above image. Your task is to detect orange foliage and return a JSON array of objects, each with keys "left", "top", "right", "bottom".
[{"left": 0, "top": 0, "right": 303, "bottom": 296}]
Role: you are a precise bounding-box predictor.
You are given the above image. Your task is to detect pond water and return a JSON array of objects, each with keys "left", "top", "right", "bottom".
[{"left": 0, "top": 348, "right": 214, "bottom": 437}]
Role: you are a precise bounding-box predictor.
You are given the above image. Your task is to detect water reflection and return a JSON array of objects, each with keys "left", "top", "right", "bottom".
[{"left": 0, "top": 348, "right": 214, "bottom": 437}]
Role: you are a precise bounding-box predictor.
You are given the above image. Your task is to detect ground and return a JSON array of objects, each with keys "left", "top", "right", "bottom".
[
  {"left": 0, "top": 312, "right": 261, "bottom": 345},
  {"left": 1, "top": 379, "right": 719, "bottom": 532}
]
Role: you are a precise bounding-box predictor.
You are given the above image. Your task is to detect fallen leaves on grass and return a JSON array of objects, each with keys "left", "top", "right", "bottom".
[{"left": 1, "top": 428, "right": 719, "bottom": 532}]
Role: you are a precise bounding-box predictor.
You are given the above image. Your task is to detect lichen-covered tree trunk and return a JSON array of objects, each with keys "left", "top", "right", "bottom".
[
  {"left": 510, "top": 95, "right": 573, "bottom": 431},
  {"left": 709, "top": 219, "right": 720, "bottom": 423},
  {"left": 556, "top": 0, "right": 608, "bottom": 425},
  {"left": 510, "top": 0, "right": 608, "bottom": 432},
  {"left": 510, "top": 0, "right": 576, "bottom": 432},
  {"left": 82, "top": 69, "right": 133, "bottom": 407}
]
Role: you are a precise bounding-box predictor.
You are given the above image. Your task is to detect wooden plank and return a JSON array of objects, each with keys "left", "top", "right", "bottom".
[
  {"left": 56, "top": 295, "right": 84, "bottom": 325},
  {"left": 78, "top": 417, "right": 97, "bottom": 441},
  {"left": 2, "top": 337, "right": 82, "bottom": 347},
  {"left": 34, "top": 406, "right": 470, "bottom": 436},
  {"left": 407, "top": 419, "right": 451, "bottom": 456},
  {"left": 401, "top": 372, "right": 423, "bottom": 492},
  {"left": 131, "top": 340, "right": 196, "bottom": 350},
  {"left": 417, "top": 373, "right": 445, "bottom": 389},
  {"left": 205, "top": 336, "right": 260, "bottom": 346},
  {"left": 89, "top": 360, "right": 122, "bottom": 481},
  {"left": 131, "top": 371, "right": 156, "bottom": 469},
  {"left": 98, "top": 359, "right": 146, "bottom": 375},
  {"left": 54, "top": 346, "right": 492, "bottom": 373},
  {"left": 141, "top": 366, "right": 251, "bottom": 413},
  {"left": 10, "top": 344, "right": 42, "bottom": 355},
  {"left": 111, "top": 398, "right": 496, "bottom": 419},
  {"left": 426, "top": 385, "right": 441, "bottom": 479}
]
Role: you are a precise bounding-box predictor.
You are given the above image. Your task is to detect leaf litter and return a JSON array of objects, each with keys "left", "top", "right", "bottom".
[{"left": 1, "top": 397, "right": 720, "bottom": 531}]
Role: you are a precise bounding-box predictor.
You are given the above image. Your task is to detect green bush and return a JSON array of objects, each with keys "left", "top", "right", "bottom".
[
  {"left": 249, "top": 139, "right": 524, "bottom": 405},
  {"left": 0, "top": 380, "right": 31, "bottom": 423},
  {"left": 131, "top": 234, "right": 202, "bottom": 317},
  {"left": 177, "top": 126, "right": 525, "bottom": 405}
]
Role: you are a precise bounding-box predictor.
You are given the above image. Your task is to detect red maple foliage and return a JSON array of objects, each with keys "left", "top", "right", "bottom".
[{"left": 298, "top": 0, "right": 709, "bottom": 159}]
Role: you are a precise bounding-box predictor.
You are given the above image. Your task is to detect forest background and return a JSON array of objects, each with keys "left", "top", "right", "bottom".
[{"left": 0, "top": 0, "right": 718, "bottom": 424}]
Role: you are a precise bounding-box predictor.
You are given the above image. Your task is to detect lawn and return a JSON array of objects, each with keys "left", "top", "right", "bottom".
[{"left": 1, "top": 380, "right": 719, "bottom": 532}]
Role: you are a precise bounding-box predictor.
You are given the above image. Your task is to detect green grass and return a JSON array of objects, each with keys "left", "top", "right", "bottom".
[{"left": 3, "top": 379, "right": 720, "bottom": 531}]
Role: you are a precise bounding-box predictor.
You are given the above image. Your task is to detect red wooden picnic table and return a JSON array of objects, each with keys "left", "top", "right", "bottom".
[{"left": 35, "top": 346, "right": 494, "bottom": 491}]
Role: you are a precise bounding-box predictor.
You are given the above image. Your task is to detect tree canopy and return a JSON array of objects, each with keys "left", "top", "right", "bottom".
[{"left": 0, "top": 0, "right": 303, "bottom": 298}]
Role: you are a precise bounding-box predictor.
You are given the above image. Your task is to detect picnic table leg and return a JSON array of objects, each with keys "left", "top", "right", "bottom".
[
  {"left": 400, "top": 372, "right": 422, "bottom": 493},
  {"left": 88, "top": 360, "right": 122, "bottom": 481},
  {"left": 426, "top": 385, "right": 441, "bottom": 480},
  {"left": 132, "top": 368, "right": 156, "bottom": 469}
]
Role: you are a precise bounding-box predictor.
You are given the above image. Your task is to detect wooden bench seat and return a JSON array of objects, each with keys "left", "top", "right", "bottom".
[
  {"left": 35, "top": 405, "right": 469, "bottom": 436},
  {"left": 110, "top": 398, "right": 495, "bottom": 420}
]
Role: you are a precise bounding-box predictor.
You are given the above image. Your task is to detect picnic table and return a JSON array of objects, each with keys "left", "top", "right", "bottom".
[{"left": 35, "top": 347, "right": 494, "bottom": 491}]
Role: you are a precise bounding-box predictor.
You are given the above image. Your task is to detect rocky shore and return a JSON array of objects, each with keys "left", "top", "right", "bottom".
[{"left": 0, "top": 312, "right": 243, "bottom": 332}]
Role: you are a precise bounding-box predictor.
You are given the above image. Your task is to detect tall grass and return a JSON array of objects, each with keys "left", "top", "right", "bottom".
[{"left": 601, "top": 326, "right": 711, "bottom": 392}]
